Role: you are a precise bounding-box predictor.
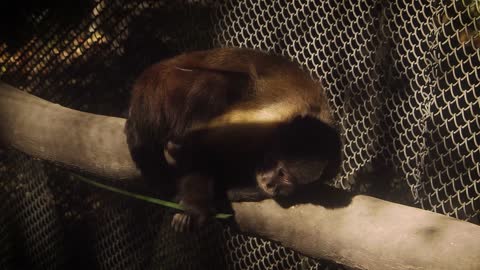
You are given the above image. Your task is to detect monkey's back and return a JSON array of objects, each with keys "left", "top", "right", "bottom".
[{"left": 125, "top": 48, "right": 334, "bottom": 188}]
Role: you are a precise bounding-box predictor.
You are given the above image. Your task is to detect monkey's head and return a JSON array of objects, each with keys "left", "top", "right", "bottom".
[{"left": 255, "top": 116, "right": 341, "bottom": 198}]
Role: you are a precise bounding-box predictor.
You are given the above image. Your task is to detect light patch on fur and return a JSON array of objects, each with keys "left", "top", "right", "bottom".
[{"left": 206, "top": 102, "right": 301, "bottom": 128}]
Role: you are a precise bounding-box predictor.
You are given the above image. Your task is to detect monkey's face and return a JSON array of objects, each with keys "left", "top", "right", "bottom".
[
  {"left": 256, "top": 156, "right": 328, "bottom": 198},
  {"left": 255, "top": 116, "right": 341, "bottom": 198},
  {"left": 256, "top": 159, "right": 295, "bottom": 197}
]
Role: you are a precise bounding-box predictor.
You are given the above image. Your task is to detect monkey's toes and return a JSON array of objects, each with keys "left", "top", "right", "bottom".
[{"left": 171, "top": 213, "right": 192, "bottom": 232}]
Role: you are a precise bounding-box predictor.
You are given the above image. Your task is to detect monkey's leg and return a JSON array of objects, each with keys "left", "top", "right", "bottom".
[{"left": 171, "top": 173, "right": 214, "bottom": 232}]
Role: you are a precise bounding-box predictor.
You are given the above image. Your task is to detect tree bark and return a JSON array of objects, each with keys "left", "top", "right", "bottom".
[
  {"left": 1, "top": 82, "right": 479, "bottom": 270},
  {"left": 0, "top": 82, "right": 139, "bottom": 180}
]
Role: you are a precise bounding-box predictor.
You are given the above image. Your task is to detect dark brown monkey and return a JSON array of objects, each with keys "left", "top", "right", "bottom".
[{"left": 125, "top": 48, "right": 341, "bottom": 231}]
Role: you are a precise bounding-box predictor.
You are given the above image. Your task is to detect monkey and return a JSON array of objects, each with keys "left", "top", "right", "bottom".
[{"left": 125, "top": 48, "right": 342, "bottom": 232}]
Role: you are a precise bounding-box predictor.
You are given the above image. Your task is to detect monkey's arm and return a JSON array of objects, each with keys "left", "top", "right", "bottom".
[{"left": 226, "top": 186, "right": 269, "bottom": 202}]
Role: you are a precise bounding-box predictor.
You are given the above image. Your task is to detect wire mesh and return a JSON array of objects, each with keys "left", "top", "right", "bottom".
[{"left": 0, "top": 0, "right": 479, "bottom": 269}]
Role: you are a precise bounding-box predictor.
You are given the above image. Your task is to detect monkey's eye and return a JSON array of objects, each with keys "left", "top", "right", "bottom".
[{"left": 277, "top": 167, "right": 286, "bottom": 178}]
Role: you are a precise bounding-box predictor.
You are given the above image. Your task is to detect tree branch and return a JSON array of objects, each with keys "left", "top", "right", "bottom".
[
  {"left": 1, "top": 82, "right": 479, "bottom": 270},
  {"left": 0, "top": 82, "right": 139, "bottom": 180}
]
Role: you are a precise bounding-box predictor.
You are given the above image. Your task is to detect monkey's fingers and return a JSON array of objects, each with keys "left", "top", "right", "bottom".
[{"left": 171, "top": 213, "right": 193, "bottom": 232}]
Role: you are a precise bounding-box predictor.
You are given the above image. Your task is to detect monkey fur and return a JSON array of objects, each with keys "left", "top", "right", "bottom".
[{"left": 125, "top": 48, "right": 341, "bottom": 231}]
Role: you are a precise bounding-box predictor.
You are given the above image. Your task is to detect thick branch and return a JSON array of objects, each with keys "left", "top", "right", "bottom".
[
  {"left": 0, "top": 82, "right": 140, "bottom": 180},
  {"left": 1, "top": 82, "right": 479, "bottom": 270}
]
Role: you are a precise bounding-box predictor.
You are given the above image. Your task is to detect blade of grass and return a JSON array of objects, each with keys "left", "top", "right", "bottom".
[{"left": 73, "top": 174, "right": 232, "bottom": 219}]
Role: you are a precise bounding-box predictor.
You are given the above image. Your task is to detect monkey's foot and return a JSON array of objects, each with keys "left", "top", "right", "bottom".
[
  {"left": 171, "top": 213, "right": 193, "bottom": 232},
  {"left": 171, "top": 208, "right": 211, "bottom": 232},
  {"left": 171, "top": 198, "right": 212, "bottom": 232},
  {"left": 171, "top": 212, "right": 209, "bottom": 232}
]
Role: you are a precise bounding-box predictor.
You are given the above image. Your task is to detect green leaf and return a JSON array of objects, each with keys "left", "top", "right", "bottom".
[{"left": 73, "top": 174, "right": 233, "bottom": 219}]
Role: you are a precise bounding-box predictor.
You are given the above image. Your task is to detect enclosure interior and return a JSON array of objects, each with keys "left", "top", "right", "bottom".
[{"left": 0, "top": 0, "right": 479, "bottom": 269}]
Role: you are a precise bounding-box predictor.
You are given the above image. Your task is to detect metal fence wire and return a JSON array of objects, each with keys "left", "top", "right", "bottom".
[{"left": 0, "top": 0, "right": 479, "bottom": 269}]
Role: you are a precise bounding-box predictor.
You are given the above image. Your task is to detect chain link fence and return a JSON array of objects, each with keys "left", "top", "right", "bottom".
[{"left": 1, "top": 0, "right": 479, "bottom": 269}]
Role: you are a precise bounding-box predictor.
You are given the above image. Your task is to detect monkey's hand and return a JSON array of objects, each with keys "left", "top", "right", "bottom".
[
  {"left": 164, "top": 139, "right": 198, "bottom": 170},
  {"left": 164, "top": 140, "right": 182, "bottom": 167}
]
